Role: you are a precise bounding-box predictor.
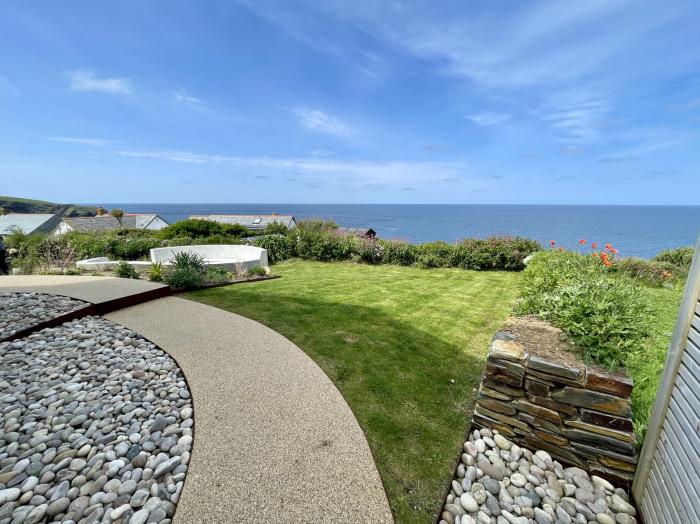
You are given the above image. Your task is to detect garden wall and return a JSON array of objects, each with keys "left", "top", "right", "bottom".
[{"left": 472, "top": 318, "right": 638, "bottom": 486}]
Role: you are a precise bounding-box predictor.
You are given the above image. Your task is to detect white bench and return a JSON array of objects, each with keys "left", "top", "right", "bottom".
[{"left": 150, "top": 245, "right": 269, "bottom": 273}]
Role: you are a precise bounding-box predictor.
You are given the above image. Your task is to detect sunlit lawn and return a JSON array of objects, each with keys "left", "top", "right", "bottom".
[{"left": 186, "top": 260, "right": 520, "bottom": 522}]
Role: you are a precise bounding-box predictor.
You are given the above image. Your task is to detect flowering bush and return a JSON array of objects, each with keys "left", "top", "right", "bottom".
[{"left": 517, "top": 249, "right": 652, "bottom": 369}]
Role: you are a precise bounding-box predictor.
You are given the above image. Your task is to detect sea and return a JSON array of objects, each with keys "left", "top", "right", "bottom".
[{"left": 99, "top": 204, "right": 700, "bottom": 259}]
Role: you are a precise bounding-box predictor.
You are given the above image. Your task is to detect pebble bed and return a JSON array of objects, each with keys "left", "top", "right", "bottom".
[
  {"left": 0, "top": 316, "right": 193, "bottom": 524},
  {"left": 0, "top": 293, "right": 88, "bottom": 340},
  {"left": 440, "top": 427, "right": 638, "bottom": 524}
]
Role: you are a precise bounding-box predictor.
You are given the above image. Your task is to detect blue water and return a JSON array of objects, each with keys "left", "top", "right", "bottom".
[{"left": 99, "top": 204, "right": 700, "bottom": 259}]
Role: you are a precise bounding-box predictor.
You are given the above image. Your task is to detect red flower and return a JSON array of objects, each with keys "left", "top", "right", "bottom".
[
  {"left": 600, "top": 251, "right": 609, "bottom": 259},
  {"left": 592, "top": 252, "right": 599, "bottom": 258},
  {"left": 605, "top": 243, "right": 613, "bottom": 250},
  {"left": 549, "top": 240, "right": 556, "bottom": 246},
  {"left": 602, "top": 258, "right": 612, "bottom": 267},
  {"left": 591, "top": 242, "right": 598, "bottom": 249},
  {"left": 579, "top": 239, "right": 586, "bottom": 245},
  {"left": 611, "top": 248, "right": 619, "bottom": 254}
]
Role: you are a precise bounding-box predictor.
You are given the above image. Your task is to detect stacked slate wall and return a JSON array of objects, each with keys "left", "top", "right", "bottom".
[{"left": 472, "top": 330, "right": 638, "bottom": 486}]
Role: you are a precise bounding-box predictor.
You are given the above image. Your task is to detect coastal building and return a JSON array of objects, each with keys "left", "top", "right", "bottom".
[
  {"left": 189, "top": 214, "right": 297, "bottom": 232},
  {"left": 55, "top": 213, "right": 169, "bottom": 234},
  {"left": 0, "top": 213, "right": 62, "bottom": 235},
  {"left": 337, "top": 227, "right": 377, "bottom": 239}
]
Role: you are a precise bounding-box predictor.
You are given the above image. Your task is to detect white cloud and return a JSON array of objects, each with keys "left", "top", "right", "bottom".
[
  {"left": 292, "top": 107, "right": 353, "bottom": 136},
  {"left": 599, "top": 134, "right": 692, "bottom": 163},
  {"left": 115, "top": 148, "right": 469, "bottom": 185},
  {"left": 67, "top": 70, "right": 134, "bottom": 95},
  {"left": 173, "top": 91, "right": 203, "bottom": 105},
  {"left": 50, "top": 137, "right": 114, "bottom": 147},
  {"left": 0, "top": 76, "right": 19, "bottom": 95},
  {"left": 244, "top": 2, "right": 697, "bottom": 144},
  {"left": 465, "top": 112, "right": 511, "bottom": 127},
  {"left": 560, "top": 145, "right": 584, "bottom": 156}
]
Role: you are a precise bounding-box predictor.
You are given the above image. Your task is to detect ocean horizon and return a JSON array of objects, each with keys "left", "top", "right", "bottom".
[{"left": 95, "top": 203, "right": 700, "bottom": 259}]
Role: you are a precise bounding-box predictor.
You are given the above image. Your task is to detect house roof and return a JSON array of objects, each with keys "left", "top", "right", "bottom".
[
  {"left": 337, "top": 227, "right": 376, "bottom": 236},
  {"left": 189, "top": 214, "right": 297, "bottom": 230},
  {"left": 62, "top": 214, "right": 166, "bottom": 232},
  {"left": 0, "top": 213, "right": 61, "bottom": 235}
]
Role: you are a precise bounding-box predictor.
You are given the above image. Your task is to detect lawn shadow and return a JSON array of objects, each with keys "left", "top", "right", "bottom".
[{"left": 187, "top": 289, "right": 497, "bottom": 522}]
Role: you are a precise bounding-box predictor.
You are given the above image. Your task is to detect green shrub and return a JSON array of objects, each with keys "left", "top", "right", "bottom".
[
  {"left": 452, "top": 237, "right": 541, "bottom": 270},
  {"left": 149, "top": 262, "right": 164, "bottom": 282},
  {"left": 416, "top": 241, "right": 454, "bottom": 268},
  {"left": 263, "top": 222, "right": 290, "bottom": 235},
  {"left": 158, "top": 219, "right": 250, "bottom": 239},
  {"left": 611, "top": 257, "right": 685, "bottom": 287},
  {"left": 166, "top": 267, "right": 205, "bottom": 290},
  {"left": 353, "top": 239, "right": 385, "bottom": 264},
  {"left": 171, "top": 251, "right": 206, "bottom": 272},
  {"left": 653, "top": 246, "right": 694, "bottom": 269},
  {"left": 205, "top": 266, "right": 231, "bottom": 283},
  {"left": 516, "top": 250, "right": 652, "bottom": 369},
  {"left": 249, "top": 234, "right": 291, "bottom": 262},
  {"left": 288, "top": 229, "right": 357, "bottom": 261},
  {"left": 114, "top": 261, "right": 139, "bottom": 279},
  {"left": 379, "top": 240, "right": 418, "bottom": 266},
  {"left": 248, "top": 266, "right": 267, "bottom": 277},
  {"left": 295, "top": 219, "right": 338, "bottom": 233}
]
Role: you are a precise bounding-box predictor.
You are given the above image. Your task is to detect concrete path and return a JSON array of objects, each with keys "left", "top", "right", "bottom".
[
  {"left": 106, "top": 297, "right": 392, "bottom": 522},
  {"left": 0, "top": 275, "right": 168, "bottom": 304}
]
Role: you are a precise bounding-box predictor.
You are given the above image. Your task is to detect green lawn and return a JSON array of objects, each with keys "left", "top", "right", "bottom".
[
  {"left": 628, "top": 284, "right": 684, "bottom": 440},
  {"left": 186, "top": 260, "right": 520, "bottom": 522}
]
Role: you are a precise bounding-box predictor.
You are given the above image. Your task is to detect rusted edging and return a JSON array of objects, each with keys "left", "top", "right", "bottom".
[
  {"left": 169, "top": 274, "right": 281, "bottom": 294},
  {"left": 1, "top": 285, "right": 172, "bottom": 343}
]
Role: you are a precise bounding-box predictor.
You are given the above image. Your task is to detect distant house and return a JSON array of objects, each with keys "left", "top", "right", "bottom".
[
  {"left": 189, "top": 214, "right": 297, "bottom": 232},
  {"left": 337, "top": 227, "right": 377, "bottom": 239},
  {"left": 0, "top": 213, "right": 62, "bottom": 236},
  {"left": 56, "top": 214, "right": 169, "bottom": 234}
]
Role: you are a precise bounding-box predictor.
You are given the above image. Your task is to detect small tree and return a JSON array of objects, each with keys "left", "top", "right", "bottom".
[
  {"left": 96, "top": 206, "right": 106, "bottom": 216},
  {"left": 0, "top": 206, "right": 7, "bottom": 216},
  {"left": 110, "top": 208, "right": 125, "bottom": 227}
]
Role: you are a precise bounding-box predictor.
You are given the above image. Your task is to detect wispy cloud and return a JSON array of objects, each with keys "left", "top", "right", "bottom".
[
  {"left": 465, "top": 112, "right": 511, "bottom": 127},
  {"left": 67, "top": 70, "right": 134, "bottom": 95},
  {"left": 292, "top": 107, "right": 353, "bottom": 136},
  {"left": 0, "top": 76, "right": 19, "bottom": 95},
  {"left": 173, "top": 90, "right": 203, "bottom": 105},
  {"left": 560, "top": 145, "right": 584, "bottom": 156},
  {"left": 115, "top": 148, "right": 470, "bottom": 185},
  {"left": 599, "top": 134, "right": 692, "bottom": 163},
  {"left": 50, "top": 137, "right": 115, "bottom": 147}
]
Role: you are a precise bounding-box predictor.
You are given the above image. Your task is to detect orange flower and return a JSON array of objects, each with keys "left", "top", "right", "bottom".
[
  {"left": 591, "top": 242, "right": 598, "bottom": 249},
  {"left": 611, "top": 248, "right": 619, "bottom": 254},
  {"left": 592, "top": 252, "right": 599, "bottom": 258},
  {"left": 600, "top": 251, "right": 609, "bottom": 259},
  {"left": 605, "top": 243, "right": 613, "bottom": 250},
  {"left": 579, "top": 239, "right": 586, "bottom": 245},
  {"left": 602, "top": 258, "right": 612, "bottom": 267},
  {"left": 549, "top": 240, "right": 556, "bottom": 246}
]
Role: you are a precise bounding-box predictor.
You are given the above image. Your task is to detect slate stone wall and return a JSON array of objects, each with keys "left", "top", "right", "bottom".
[{"left": 472, "top": 330, "right": 638, "bottom": 486}]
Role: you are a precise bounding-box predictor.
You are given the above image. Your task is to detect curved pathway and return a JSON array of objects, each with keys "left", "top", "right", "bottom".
[{"left": 0, "top": 277, "right": 392, "bottom": 522}]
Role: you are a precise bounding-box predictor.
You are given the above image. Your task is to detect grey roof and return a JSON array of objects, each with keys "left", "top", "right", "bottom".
[
  {"left": 62, "top": 214, "right": 167, "bottom": 232},
  {"left": 0, "top": 213, "right": 62, "bottom": 235},
  {"left": 189, "top": 214, "right": 297, "bottom": 231}
]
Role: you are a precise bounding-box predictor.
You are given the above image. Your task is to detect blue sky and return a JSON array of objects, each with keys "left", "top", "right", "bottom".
[{"left": 1, "top": 0, "right": 699, "bottom": 204}]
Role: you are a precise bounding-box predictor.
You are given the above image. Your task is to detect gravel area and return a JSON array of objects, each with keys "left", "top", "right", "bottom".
[
  {"left": 440, "top": 427, "right": 638, "bottom": 524},
  {"left": 0, "top": 292, "right": 88, "bottom": 340},
  {"left": 0, "top": 316, "right": 193, "bottom": 524}
]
